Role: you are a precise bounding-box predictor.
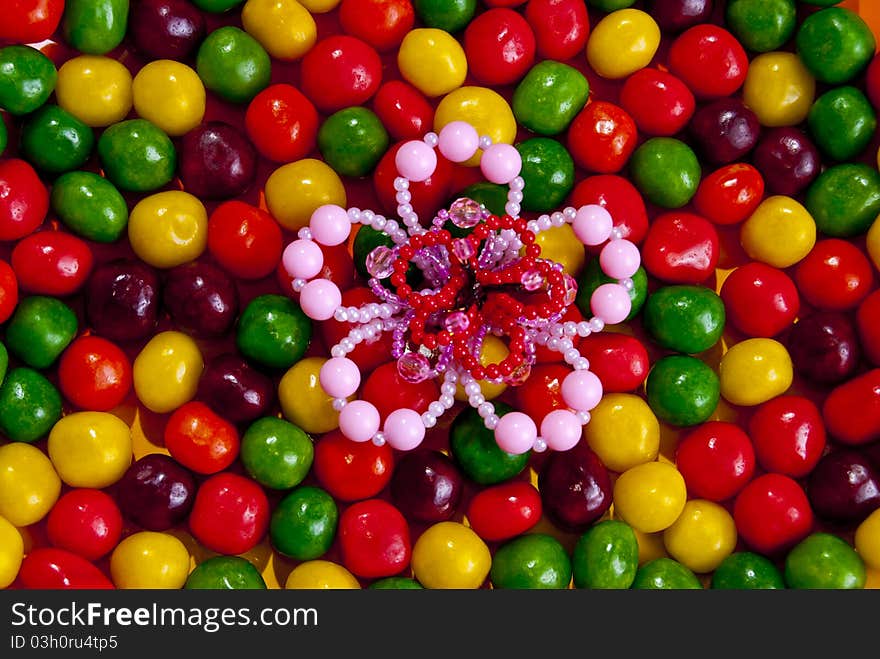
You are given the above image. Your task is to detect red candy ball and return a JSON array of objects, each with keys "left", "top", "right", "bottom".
[
  {"left": 11, "top": 230, "right": 94, "bottom": 297},
  {"left": 164, "top": 401, "right": 241, "bottom": 475},
  {"left": 46, "top": 489, "right": 124, "bottom": 562},
  {"left": 823, "top": 369, "right": 880, "bottom": 446},
  {"left": 320, "top": 287, "right": 396, "bottom": 376},
  {"left": 675, "top": 421, "right": 756, "bottom": 502},
  {"left": 189, "top": 472, "right": 270, "bottom": 556},
  {"left": 693, "top": 163, "right": 765, "bottom": 226},
  {"left": 372, "top": 80, "right": 434, "bottom": 142},
  {"left": 374, "top": 141, "right": 453, "bottom": 222},
  {"left": 0, "top": 158, "right": 49, "bottom": 241},
  {"left": 619, "top": 68, "right": 695, "bottom": 137},
  {"left": 749, "top": 395, "right": 826, "bottom": 478},
  {"left": 208, "top": 201, "right": 283, "bottom": 281},
  {"left": 857, "top": 289, "right": 880, "bottom": 366},
  {"left": 245, "top": 84, "right": 319, "bottom": 163},
  {"left": 524, "top": 0, "right": 589, "bottom": 62},
  {"left": 339, "top": 0, "right": 414, "bottom": 52},
  {"left": 339, "top": 499, "right": 411, "bottom": 579},
  {"left": 300, "top": 35, "right": 383, "bottom": 113},
  {"left": 58, "top": 335, "right": 133, "bottom": 412},
  {"left": 733, "top": 473, "right": 814, "bottom": 556},
  {"left": 18, "top": 548, "right": 114, "bottom": 590},
  {"left": 513, "top": 363, "right": 569, "bottom": 423},
  {"left": 464, "top": 8, "right": 536, "bottom": 86},
  {"left": 361, "top": 361, "right": 439, "bottom": 421},
  {"left": 720, "top": 262, "right": 799, "bottom": 338},
  {"left": 668, "top": 24, "right": 749, "bottom": 99},
  {"left": 570, "top": 175, "right": 649, "bottom": 245},
  {"left": 641, "top": 211, "right": 719, "bottom": 284},
  {"left": 0, "top": 258, "right": 19, "bottom": 324},
  {"left": 578, "top": 332, "right": 649, "bottom": 392},
  {"left": 313, "top": 429, "right": 394, "bottom": 502},
  {"left": 466, "top": 481, "right": 542, "bottom": 542},
  {"left": 795, "top": 239, "right": 874, "bottom": 312},
  {"left": 0, "top": 0, "right": 64, "bottom": 44},
  {"left": 567, "top": 101, "right": 638, "bottom": 174}
]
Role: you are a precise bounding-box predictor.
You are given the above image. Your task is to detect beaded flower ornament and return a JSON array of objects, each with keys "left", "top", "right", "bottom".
[{"left": 281, "top": 120, "right": 640, "bottom": 455}]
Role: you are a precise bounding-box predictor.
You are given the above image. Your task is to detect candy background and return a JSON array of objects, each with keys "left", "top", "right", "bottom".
[{"left": 2, "top": 0, "right": 880, "bottom": 590}]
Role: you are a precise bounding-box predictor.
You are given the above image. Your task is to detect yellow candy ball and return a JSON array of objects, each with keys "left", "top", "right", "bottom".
[
  {"left": 110, "top": 531, "right": 191, "bottom": 589},
  {"left": 132, "top": 60, "right": 205, "bottom": 137},
  {"left": 412, "top": 522, "right": 491, "bottom": 589},
  {"left": 0, "top": 516, "right": 24, "bottom": 589},
  {"left": 866, "top": 215, "right": 880, "bottom": 272},
  {"left": 586, "top": 393, "right": 660, "bottom": 473},
  {"left": 743, "top": 52, "right": 816, "bottom": 128},
  {"left": 279, "top": 356, "right": 340, "bottom": 434},
  {"left": 613, "top": 461, "right": 687, "bottom": 534},
  {"left": 297, "top": 0, "right": 339, "bottom": 11},
  {"left": 586, "top": 9, "right": 661, "bottom": 80},
  {"left": 133, "top": 331, "right": 204, "bottom": 414},
  {"left": 663, "top": 499, "right": 737, "bottom": 574},
  {"left": 740, "top": 195, "right": 817, "bottom": 268},
  {"left": 128, "top": 191, "right": 208, "bottom": 269},
  {"left": 719, "top": 338, "right": 793, "bottom": 407},
  {"left": 398, "top": 28, "right": 468, "bottom": 98},
  {"left": 454, "top": 334, "right": 509, "bottom": 402},
  {"left": 434, "top": 86, "right": 516, "bottom": 167},
  {"left": 285, "top": 560, "right": 361, "bottom": 589},
  {"left": 0, "top": 442, "right": 61, "bottom": 527},
  {"left": 56, "top": 55, "right": 133, "bottom": 127},
  {"left": 242, "top": 0, "right": 317, "bottom": 61},
  {"left": 265, "top": 158, "right": 347, "bottom": 231},
  {"left": 855, "top": 508, "right": 880, "bottom": 572},
  {"left": 534, "top": 224, "right": 586, "bottom": 278},
  {"left": 48, "top": 412, "right": 132, "bottom": 489}
]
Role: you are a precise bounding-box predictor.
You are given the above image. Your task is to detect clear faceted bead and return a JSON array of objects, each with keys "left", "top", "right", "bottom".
[
  {"left": 397, "top": 352, "right": 432, "bottom": 383},
  {"left": 365, "top": 245, "right": 395, "bottom": 279},
  {"left": 563, "top": 274, "right": 578, "bottom": 306},
  {"left": 449, "top": 197, "right": 483, "bottom": 229},
  {"left": 452, "top": 237, "right": 475, "bottom": 262},
  {"left": 444, "top": 311, "right": 470, "bottom": 334},
  {"left": 521, "top": 268, "right": 544, "bottom": 291},
  {"left": 504, "top": 361, "right": 531, "bottom": 386}
]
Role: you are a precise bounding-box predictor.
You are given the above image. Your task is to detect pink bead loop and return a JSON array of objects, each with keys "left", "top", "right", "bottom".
[
  {"left": 319, "top": 357, "right": 361, "bottom": 399},
  {"left": 383, "top": 408, "right": 426, "bottom": 451},
  {"left": 282, "top": 239, "right": 324, "bottom": 280},
  {"left": 480, "top": 143, "right": 522, "bottom": 185},
  {"left": 338, "top": 400, "right": 381, "bottom": 443},
  {"left": 438, "top": 121, "right": 480, "bottom": 163},
  {"left": 590, "top": 283, "right": 632, "bottom": 325},
  {"left": 561, "top": 370, "right": 603, "bottom": 412},
  {"left": 494, "top": 412, "right": 538, "bottom": 455},
  {"left": 540, "top": 409, "right": 583, "bottom": 452},
  {"left": 600, "top": 239, "right": 641, "bottom": 279},
  {"left": 309, "top": 204, "right": 352, "bottom": 247},
  {"left": 395, "top": 140, "right": 438, "bottom": 183},
  {"left": 299, "top": 278, "right": 342, "bottom": 321},
  {"left": 573, "top": 205, "right": 613, "bottom": 246}
]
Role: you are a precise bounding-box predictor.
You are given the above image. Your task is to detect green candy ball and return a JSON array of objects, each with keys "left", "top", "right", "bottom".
[
  {"left": 576, "top": 258, "right": 647, "bottom": 323},
  {"left": 805, "top": 163, "right": 880, "bottom": 237},
  {"left": 588, "top": 0, "right": 636, "bottom": 10},
  {"left": 513, "top": 61, "right": 590, "bottom": 136},
  {"left": 413, "top": 0, "right": 476, "bottom": 33},
  {"left": 5, "top": 296, "right": 78, "bottom": 370},
  {"left": 629, "top": 137, "right": 701, "bottom": 209},
  {"left": 236, "top": 294, "right": 312, "bottom": 370},
  {"left": 489, "top": 534, "right": 572, "bottom": 589},
  {"left": 196, "top": 26, "right": 271, "bottom": 104},
  {"left": 784, "top": 532, "right": 866, "bottom": 589},
  {"left": 725, "top": 0, "right": 797, "bottom": 53},
  {"left": 185, "top": 556, "right": 267, "bottom": 590},
  {"left": 572, "top": 520, "right": 639, "bottom": 589},
  {"left": 318, "top": 107, "right": 390, "bottom": 178},
  {"left": 0, "top": 341, "right": 7, "bottom": 386},
  {"left": 0, "top": 368, "right": 63, "bottom": 443},
  {"left": 796, "top": 7, "right": 875, "bottom": 84},
  {"left": 21, "top": 105, "right": 95, "bottom": 174},
  {"left": 97, "top": 119, "right": 176, "bottom": 192},
  {"left": 192, "top": 0, "right": 245, "bottom": 12},
  {"left": 0, "top": 116, "right": 7, "bottom": 155},
  {"left": 455, "top": 182, "right": 508, "bottom": 217},
  {"left": 369, "top": 577, "right": 424, "bottom": 590},
  {"left": 632, "top": 558, "right": 703, "bottom": 590},
  {"left": 711, "top": 552, "right": 786, "bottom": 589},
  {"left": 807, "top": 86, "right": 876, "bottom": 162},
  {"left": 62, "top": 0, "right": 129, "bottom": 56},
  {"left": 449, "top": 403, "right": 530, "bottom": 485},
  {"left": 0, "top": 45, "right": 57, "bottom": 116},
  {"left": 643, "top": 285, "right": 726, "bottom": 354},
  {"left": 241, "top": 417, "right": 314, "bottom": 491},
  {"left": 270, "top": 486, "right": 338, "bottom": 561},
  {"left": 646, "top": 355, "right": 720, "bottom": 427},
  {"left": 50, "top": 171, "right": 129, "bottom": 243},
  {"left": 517, "top": 137, "right": 575, "bottom": 212}
]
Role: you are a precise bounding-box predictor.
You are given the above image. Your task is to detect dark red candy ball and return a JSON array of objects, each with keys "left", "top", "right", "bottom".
[
  {"left": 390, "top": 449, "right": 463, "bottom": 523},
  {"left": 733, "top": 473, "right": 814, "bottom": 556},
  {"left": 688, "top": 97, "right": 761, "bottom": 165},
  {"left": 668, "top": 24, "right": 748, "bottom": 99},
  {"left": 339, "top": 499, "right": 411, "bottom": 579},
  {"left": 11, "top": 230, "right": 93, "bottom": 297},
  {"left": 857, "top": 289, "right": 880, "bottom": 366},
  {"left": 464, "top": 8, "right": 536, "bottom": 86},
  {"left": 129, "top": 0, "right": 205, "bottom": 61},
  {"left": 647, "top": 0, "right": 713, "bottom": 33},
  {"left": 693, "top": 163, "right": 764, "bottom": 226},
  {"left": 619, "top": 68, "right": 695, "bottom": 137},
  {"left": 46, "top": 489, "right": 123, "bottom": 561},
  {"left": 538, "top": 442, "right": 612, "bottom": 532},
  {"left": 372, "top": 80, "right": 434, "bottom": 142},
  {"left": 641, "top": 211, "right": 719, "bottom": 284},
  {"left": 339, "top": 0, "right": 414, "bottom": 52},
  {"left": 570, "top": 175, "right": 649, "bottom": 245},
  {"left": 751, "top": 127, "right": 820, "bottom": 196},
  {"left": 578, "top": 332, "right": 649, "bottom": 392},
  {"left": 524, "top": 0, "right": 589, "bottom": 62},
  {"left": 720, "top": 261, "right": 799, "bottom": 338},
  {"left": 749, "top": 395, "right": 826, "bottom": 478},
  {"left": 179, "top": 122, "right": 257, "bottom": 200},
  {"left": 675, "top": 421, "right": 755, "bottom": 502},
  {"left": 313, "top": 429, "right": 394, "bottom": 502},
  {"left": 163, "top": 261, "right": 239, "bottom": 338},
  {"left": 116, "top": 454, "right": 197, "bottom": 532},
  {"left": 466, "top": 481, "right": 542, "bottom": 542},
  {"left": 300, "top": 35, "right": 382, "bottom": 112},
  {"left": 823, "top": 369, "right": 880, "bottom": 446},
  {"left": 786, "top": 312, "right": 861, "bottom": 386},
  {"left": 794, "top": 238, "right": 874, "bottom": 312},
  {"left": 197, "top": 353, "right": 274, "bottom": 424},
  {"left": 86, "top": 259, "right": 160, "bottom": 343},
  {"left": 808, "top": 449, "right": 880, "bottom": 524},
  {"left": 567, "top": 101, "right": 638, "bottom": 174}
]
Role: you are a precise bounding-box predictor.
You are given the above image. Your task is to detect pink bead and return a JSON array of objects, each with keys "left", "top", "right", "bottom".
[
  {"left": 395, "top": 140, "right": 438, "bottom": 183},
  {"left": 591, "top": 283, "right": 632, "bottom": 325},
  {"left": 319, "top": 357, "right": 361, "bottom": 398},
  {"left": 572, "top": 205, "right": 613, "bottom": 246},
  {"left": 383, "top": 408, "right": 426, "bottom": 451},
  {"left": 480, "top": 143, "right": 521, "bottom": 185},
  {"left": 599, "top": 239, "right": 641, "bottom": 279},
  {"left": 282, "top": 239, "right": 324, "bottom": 280},
  {"left": 299, "top": 278, "right": 342, "bottom": 321},
  {"left": 494, "top": 412, "right": 537, "bottom": 455},
  {"left": 309, "top": 204, "right": 351, "bottom": 247},
  {"left": 540, "top": 409, "right": 583, "bottom": 452},
  {"left": 438, "top": 121, "right": 479, "bottom": 163},
  {"left": 338, "top": 400, "right": 381, "bottom": 443},
  {"left": 561, "top": 370, "right": 603, "bottom": 412}
]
